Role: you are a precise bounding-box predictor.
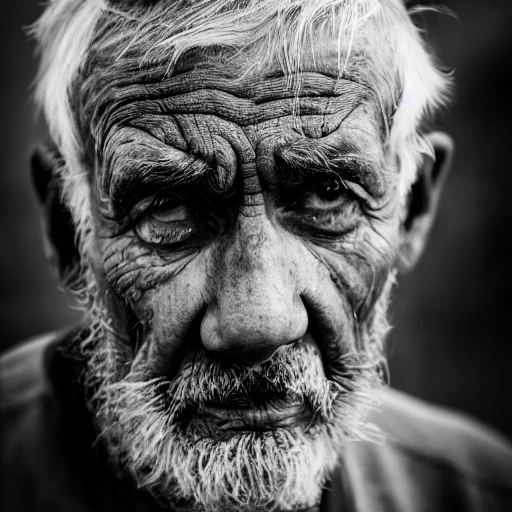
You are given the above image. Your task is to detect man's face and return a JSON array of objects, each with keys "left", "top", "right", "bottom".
[{"left": 76, "top": 36, "right": 403, "bottom": 512}]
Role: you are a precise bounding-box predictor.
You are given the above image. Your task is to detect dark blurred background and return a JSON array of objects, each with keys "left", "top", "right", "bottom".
[{"left": 1, "top": 1, "right": 511, "bottom": 438}]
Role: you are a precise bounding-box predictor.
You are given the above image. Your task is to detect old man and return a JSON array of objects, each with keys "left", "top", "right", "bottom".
[{"left": 1, "top": 0, "right": 512, "bottom": 511}]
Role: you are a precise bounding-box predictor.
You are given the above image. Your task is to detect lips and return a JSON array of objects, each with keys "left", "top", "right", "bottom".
[{"left": 196, "top": 396, "right": 310, "bottom": 432}]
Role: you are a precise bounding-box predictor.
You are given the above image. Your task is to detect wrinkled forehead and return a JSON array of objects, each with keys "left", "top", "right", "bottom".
[
  {"left": 83, "top": 51, "right": 382, "bottom": 134},
  {"left": 73, "top": 9, "right": 396, "bottom": 161},
  {"left": 77, "top": 39, "right": 390, "bottom": 214}
]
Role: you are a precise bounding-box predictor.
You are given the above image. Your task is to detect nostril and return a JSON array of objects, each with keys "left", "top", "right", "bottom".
[
  {"left": 223, "top": 340, "right": 298, "bottom": 367},
  {"left": 201, "top": 285, "right": 309, "bottom": 362},
  {"left": 235, "top": 346, "right": 279, "bottom": 366}
]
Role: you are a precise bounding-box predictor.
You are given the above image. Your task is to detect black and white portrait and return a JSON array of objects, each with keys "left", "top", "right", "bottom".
[{"left": 1, "top": 1, "right": 511, "bottom": 511}]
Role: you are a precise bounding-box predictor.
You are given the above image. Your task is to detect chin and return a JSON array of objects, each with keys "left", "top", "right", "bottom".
[{"left": 80, "top": 331, "right": 382, "bottom": 512}]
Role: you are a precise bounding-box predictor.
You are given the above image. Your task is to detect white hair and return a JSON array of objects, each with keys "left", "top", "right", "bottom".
[{"left": 32, "top": 0, "right": 450, "bottom": 248}]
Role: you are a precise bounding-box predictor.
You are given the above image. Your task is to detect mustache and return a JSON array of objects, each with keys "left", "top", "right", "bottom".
[
  {"left": 89, "top": 329, "right": 384, "bottom": 511},
  {"left": 108, "top": 337, "right": 381, "bottom": 429}
]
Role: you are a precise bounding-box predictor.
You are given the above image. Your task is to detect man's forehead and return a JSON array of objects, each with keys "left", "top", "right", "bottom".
[
  {"left": 80, "top": 35, "right": 387, "bottom": 154},
  {"left": 172, "top": 35, "right": 377, "bottom": 82},
  {"left": 94, "top": 77, "right": 386, "bottom": 221},
  {"left": 77, "top": 33, "right": 389, "bottom": 217}
]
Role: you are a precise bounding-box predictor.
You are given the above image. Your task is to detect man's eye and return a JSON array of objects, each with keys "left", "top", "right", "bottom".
[
  {"left": 280, "top": 176, "right": 362, "bottom": 238},
  {"left": 304, "top": 177, "right": 349, "bottom": 209},
  {"left": 134, "top": 197, "right": 197, "bottom": 246},
  {"left": 149, "top": 203, "right": 190, "bottom": 223}
]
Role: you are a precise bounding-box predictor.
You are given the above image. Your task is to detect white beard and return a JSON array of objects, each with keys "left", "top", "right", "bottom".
[
  {"left": 70, "top": 266, "right": 391, "bottom": 512},
  {"left": 80, "top": 336, "right": 383, "bottom": 512}
]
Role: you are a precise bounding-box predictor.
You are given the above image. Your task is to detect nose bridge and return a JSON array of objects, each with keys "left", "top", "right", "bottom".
[
  {"left": 221, "top": 159, "right": 286, "bottom": 317},
  {"left": 239, "top": 161, "right": 266, "bottom": 217},
  {"left": 226, "top": 213, "right": 285, "bottom": 301},
  {"left": 222, "top": 212, "right": 294, "bottom": 326},
  {"left": 202, "top": 202, "right": 308, "bottom": 364}
]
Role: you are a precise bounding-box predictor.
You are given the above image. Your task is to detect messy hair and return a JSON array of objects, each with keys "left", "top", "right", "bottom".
[{"left": 32, "top": 0, "right": 450, "bottom": 235}]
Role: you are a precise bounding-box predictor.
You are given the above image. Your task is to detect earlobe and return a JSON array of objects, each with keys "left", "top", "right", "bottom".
[
  {"left": 398, "top": 131, "right": 454, "bottom": 272},
  {"left": 31, "top": 141, "right": 80, "bottom": 282}
]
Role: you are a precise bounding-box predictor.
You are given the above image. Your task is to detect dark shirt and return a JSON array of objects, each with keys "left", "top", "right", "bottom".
[{"left": 1, "top": 332, "right": 512, "bottom": 511}]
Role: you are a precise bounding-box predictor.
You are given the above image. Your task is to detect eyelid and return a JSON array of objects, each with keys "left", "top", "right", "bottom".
[
  {"left": 129, "top": 190, "right": 186, "bottom": 221},
  {"left": 343, "top": 180, "right": 373, "bottom": 203},
  {"left": 133, "top": 198, "right": 196, "bottom": 246},
  {"left": 329, "top": 156, "right": 385, "bottom": 198},
  {"left": 135, "top": 220, "right": 194, "bottom": 247},
  {"left": 129, "top": 196, "right": 158, "bottom": 221},
  {"left": 150, "top": 204, "right": 190, "bottom": 223}
]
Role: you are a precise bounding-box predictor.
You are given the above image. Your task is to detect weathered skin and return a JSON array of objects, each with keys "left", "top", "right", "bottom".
[
  {"left": 23, "top": 2, "right": 456, "bottom": 509},
  {"left": 76, "top": 41, "right": 402, "bottom": 390}
]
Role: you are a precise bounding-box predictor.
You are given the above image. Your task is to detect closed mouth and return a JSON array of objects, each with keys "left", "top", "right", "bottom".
[{"left": 196, "top": 396, "right": 310, "bottom": 432}]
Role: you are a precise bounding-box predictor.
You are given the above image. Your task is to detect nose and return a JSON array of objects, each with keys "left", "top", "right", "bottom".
[{"left": 200, "top": 216, "right": 308, "bottom": 366}]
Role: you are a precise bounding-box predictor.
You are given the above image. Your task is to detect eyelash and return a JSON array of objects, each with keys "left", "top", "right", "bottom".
[
  {"left": 136, "top": 219, "right": 194, "bottom": 246},
  {"left": 133, "top": 194, "right": 198, "bottom": 247},
  {"left": 282, "top": 176, "right": 363, "bottom": 236}
]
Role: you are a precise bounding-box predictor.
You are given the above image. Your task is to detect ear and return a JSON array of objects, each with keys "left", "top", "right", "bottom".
[
  {"left": 398, "top": 131, "right": 454, "bottom": 272},
  {"left": 31, "top": 141, "right": 80, "bottom": 282}
]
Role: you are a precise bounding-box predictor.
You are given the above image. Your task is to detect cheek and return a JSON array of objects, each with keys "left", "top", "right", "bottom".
[
  {"left": 99, "top": 233, "right": 210, "bottom": 375},
  {"left": 137, "top": 272, "right": 208, "bottom": 376},
  {"left": 312, "top": 216, "right": 400, "bottom": 321},
  {"left": 100, "top": 232, "right": 199, "bottom": 303}
]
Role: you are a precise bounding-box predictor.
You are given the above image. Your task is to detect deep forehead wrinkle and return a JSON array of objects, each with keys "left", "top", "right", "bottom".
[
  {"left": 84, "top": 67, "right": 373, "bottom": 107},
  {"left": 95, "top": 85, "right": 372, "bottom": 152},
  {"left": 81, "top": 68, "right": 377, "bottom": 156},
  {"left": 99, "top": 100, "right": 384, "bottom": 221},
  {"left": 76, "top": 44, "right": 384, "bottom": 150}
]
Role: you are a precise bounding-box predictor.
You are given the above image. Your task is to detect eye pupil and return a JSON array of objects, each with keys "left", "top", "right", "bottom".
[{"left": 316, "top": 178, "right": 343, "bottom": 201}]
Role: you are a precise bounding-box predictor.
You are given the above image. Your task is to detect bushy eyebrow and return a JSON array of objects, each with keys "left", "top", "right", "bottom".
[
  {"left": 100, "top": 128, "right": 211, "bottom": 219},
  {"left": 274, "top": 137, "right": 386, "bottom": 198}
]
